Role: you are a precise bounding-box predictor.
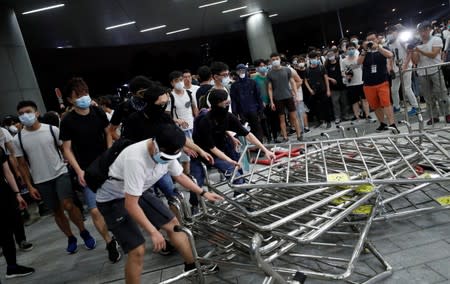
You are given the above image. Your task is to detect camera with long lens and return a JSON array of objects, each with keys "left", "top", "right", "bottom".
[
  {"left": 406, "top": 38, "right": 422, "bottom": 50},
  {"left": 367, "top": 41, "right": 374, "bottom": 49},
  {"left": 398, "top": 30, "right": 422, "bottom": 50},
  {"left": 345, "top": 67, "right": 354, "bottom": 83}
]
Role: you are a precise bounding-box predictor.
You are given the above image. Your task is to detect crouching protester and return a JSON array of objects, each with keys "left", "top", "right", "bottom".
[
  {"left": 95, "top": 123, "right": 223, "bottom": 284},
  {"left": 190, "top": 89, "right": 276, "bottom": 211}
]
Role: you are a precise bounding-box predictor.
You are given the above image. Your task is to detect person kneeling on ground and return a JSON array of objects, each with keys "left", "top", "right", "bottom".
[{"left": 96, "top": 123, "right": 223, "bottom": 284}]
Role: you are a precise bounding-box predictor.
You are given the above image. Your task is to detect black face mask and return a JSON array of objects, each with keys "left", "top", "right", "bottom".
[
  {"left": 144, "top": 103, "right": 167, "bottom": 117},
  {"left": 211, "top": 105, "right": 229, "bottom": 119}
]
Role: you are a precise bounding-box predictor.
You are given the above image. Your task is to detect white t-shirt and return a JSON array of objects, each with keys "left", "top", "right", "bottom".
[
  {"left": 0, "top": 127, "right": 13, "bottom": 152},
  {"left": 389, "top": 38, "right": 412, "bottom": 73},
  {"left": 13, "top": 124, "right": 67, "bottom": 184},
  {"left": 340, "top": 56, "right": 364, "bottom": 86},
  {"left": 106, "top": 110, "right": 114, "bottom": 121},
  {"left": 417, "top": 36, "right": 443, "bottom": 76},
  {"left": 185, "top": 84, "right": 200, "bottom": 98},
  {"left": 166, "top": 90, "right": 197, "bottom": 130},
  {"left": 443, "top": 30, "right": 450, "bottom": 51},
  {"left": 96, "top": 139, "right": 183, "bottom": 203}
]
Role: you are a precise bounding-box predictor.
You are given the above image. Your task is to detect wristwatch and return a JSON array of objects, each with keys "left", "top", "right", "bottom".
[{"left": 200, "top": 189, "right": 208, "bottom": 196}]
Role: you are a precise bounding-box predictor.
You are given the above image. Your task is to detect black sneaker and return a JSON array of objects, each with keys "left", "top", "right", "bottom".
[
  {"left": 159, "top": 240, "right": 176, "bottom": 256},
  {"left": 303, "top": 128, "right": 311, "bottom": 134},
  {"left": 18, "top": 241, "right": 33, "bottom": 252},
  {"left": 326, "top": 122, "right": 332, "bottom": 129},
  {"left": 106, "top": 238, "right": 121, "bottom": 263},
  {"left": 6, "top": 265, "right": 35, "bottom": 279},
  {"left": 184, "top": 262, "right": 220, "bottom": 275},
  {"left": 375, "top": 123, "right": 388, "bottom": 132}
]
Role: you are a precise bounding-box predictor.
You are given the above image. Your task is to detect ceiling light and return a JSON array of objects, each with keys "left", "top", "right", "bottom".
[
  {"left": 442, "top": 3, "right": 446, "bottom": 6},
  {"left": 22, "top": 4, "right": 65, "bottom": 15},
  {"left": 268, "top": 14, "right": 278, "bottom": 18},
  {"left": 418, "top": 11, "right": 422, "bottom": 14},
  {"left": 240, "top": 10, "right": 263, "bottom": 18},
  {"left": 105, "top": 21, "right": 136, "bottom": 30},
  {"left": 346, "top": 29, "right": 349, "bottom": 33},
  {"left": 166, "top": 28, "right": 190, "bottom": 35},
  {"left": 391, "top": 8, "right": 396, "bottom": 12},
  {"left": 222, "top": 6, "right": 247, "bottom": 13},
  {"left": 140, "top": 25, "right": 167, "bottom": 33},
  {"left": 199, "top": 0, "right": 228, "bottom": 8}
]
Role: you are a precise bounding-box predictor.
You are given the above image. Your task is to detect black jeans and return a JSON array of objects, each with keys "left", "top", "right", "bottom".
[
  {"left": 241, "top": 112, "right": 264, "bottom": 142},
  {"left": 310, "top": 91, "right": 332, "bottom": 123},
  {"left": 0, "top": 188, "right": 19, "bottom": 266}
]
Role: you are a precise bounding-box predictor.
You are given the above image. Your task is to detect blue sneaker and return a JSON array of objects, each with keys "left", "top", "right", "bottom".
[
  {"left": 407, "top": 107, "right": 417, "bottom": 116},
  {"left": 80, "top": 230, "right": 96, "bottom": 250},
  {"left": 67, "top": 236, "right": 78, "bottom": 254},
  {"left": 393, "top": 107, "right": 401, "bottom": 113}
]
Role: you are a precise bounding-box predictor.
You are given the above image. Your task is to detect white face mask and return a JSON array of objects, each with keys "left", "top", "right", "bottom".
[
  {"left": 239, "top": 73, "right": 246, "bottom": 79},
  {"left": 221, "top": 76, "right": 230, "bottom": 86},
  {"left": 174, "top": 81, "right": 184, "bottom": 91},
  {"left": 209, "top": 79, "right": 215, "bottom": 86},
  {"left": 8, "top": 125, "right": 18, "bottom": 134},
  {"left": 299, "top": 62, "right": 305, "bottom": 68},
  {"left": 272, "top": 60, "right": 281, "bottom": 67}
]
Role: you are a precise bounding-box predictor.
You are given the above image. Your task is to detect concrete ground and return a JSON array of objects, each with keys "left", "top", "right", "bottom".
[{"left": 2, "top": 108, "right": 450, "bottom": 284}]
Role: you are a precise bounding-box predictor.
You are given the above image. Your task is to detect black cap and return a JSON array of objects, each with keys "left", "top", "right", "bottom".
[
  {"left": 143, "top": 81, "right": 170, "bottom": 105},
  {"left": 208, "top": 89, "right": 228, "bottom": 106},
  {"left": 154, "top": 123, "right": 186, "bottom": 155},
  {"left": 129, "top": 76, "right": 152, "bottom": 94},
  {"left": 417, "top": 21, "right": 432, "bottom": 31}
]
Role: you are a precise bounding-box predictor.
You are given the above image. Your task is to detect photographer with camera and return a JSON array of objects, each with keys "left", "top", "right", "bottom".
[
  {"left": 411, "top": 21, "right": 450, "bottom": 125},
  {"left": 341, "top": 42, "right": 372, "bottom": 123},
  {"left": 358, "top": 32, "right": 397, "bottom": 132},
  {"left": 387, "top": 24, "right": 420, "bottom": 116}
]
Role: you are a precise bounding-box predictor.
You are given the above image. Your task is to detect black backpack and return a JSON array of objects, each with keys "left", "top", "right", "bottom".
[{"left": 84, "top": 138, "right": 134, "bottom": 192}]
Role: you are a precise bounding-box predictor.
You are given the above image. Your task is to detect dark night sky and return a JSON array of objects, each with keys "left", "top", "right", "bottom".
[{"left": 24, "top": 0, "right": 449, "bottom": 111}]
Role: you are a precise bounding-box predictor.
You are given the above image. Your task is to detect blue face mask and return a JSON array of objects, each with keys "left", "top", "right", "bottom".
[
  {"left": 257, "top": 66, "right": 268, "bottom": 74},
  {"left": 348, "top": 50, "right": 356, "bottom": 57},
  {"left": 152, "top": 153, "right": 170, "bottom": 164},
  {"left": 19, "top": 112, "right": 37, "bottom": 127},
  {"left": 310, "top": 59, "right": 320, "bottom": 66},
  {"left": 75, "top": 95, "right": 91, "bottom": 109}
]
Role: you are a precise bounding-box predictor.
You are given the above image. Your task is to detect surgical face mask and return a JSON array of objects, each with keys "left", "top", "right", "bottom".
[
  {"left": 348, "top": 49, "right": 356, "bottom": 57},
  {"left": 174, "top": 81, "right": 184, "bottom": 91},
  {"left": 239, "top": 73, "right": 246, "bottom": 79},
  {"left": 209, "top": 79, "right": 215, "bottom": 85},
  {"left": 75, "top": 95, "right": 91, "bottom": 109},
  {"left": 19, "top": 112, "right": 37, "bottom": 127},
  {"left": 299, "top": 62, "right": 306, "bottom": 68},
  {"left": 257, "top": 66, "right": 268, "bottom": 74},
  {"left": 310, "top": 59, "right": 320, "bottom": 66},
  {"left": 8, "top": 125, "right": 18, "bottom": 134},
  {"left": 351, "top": 39, "right": 358, "bottom": 45},
  {"left": 327, "top": 54, "right": 335, "bottom": 61},
  {"left": 221, "top": 76, "right": 230, "bottom": 86},
  {"left": 272, "top": 60, "right": 281, "bottom": 67},
  {"left": 152, "top": 152, "right": 170, "bottom": 164},
  {"left": 292, "top": 60, "right": 298, "bottom": 65}
]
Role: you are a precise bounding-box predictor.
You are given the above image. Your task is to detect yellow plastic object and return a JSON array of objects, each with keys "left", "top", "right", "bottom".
[
  {"left": 435, "top": 196, "right": 450, "bottom": 206},
  {"left": 355, "top": 184, "right": 374, "bottom": 194},
  {"left": 327, "top": 173, "right": 351, "bottom": 189},
  {"left": 352, "top": 205, "right": 373, "bottom": 215}
]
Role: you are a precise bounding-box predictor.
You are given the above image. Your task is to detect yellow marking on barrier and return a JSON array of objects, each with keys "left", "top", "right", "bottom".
[
  {"left": 435, "top": 196, "right": 450, "bottom": 206},
  {"left": 327, "top": 173, "right": 351, "bottom": 189},
  {"left": 331, "top": 196, "right": 352, "bottom": 205},
  {"left": 352, "top": 205, "right": 373, "bottom": 215},
  {"left": 355, "top": 184, "right": 374, "bottom": 194}
]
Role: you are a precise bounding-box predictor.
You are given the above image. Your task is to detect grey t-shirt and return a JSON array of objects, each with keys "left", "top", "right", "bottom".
[
  {"left": 267, "top": 67, "right": 292, "bottom": 101},
  {"left": 13, "top": 123, "right": 67, "bottom": 184}
]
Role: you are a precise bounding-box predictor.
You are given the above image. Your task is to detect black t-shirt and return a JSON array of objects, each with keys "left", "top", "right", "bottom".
[
  {"left": 121, "top": 111, "right": 175, "bottom": 142},
  {"left": 60, "top": 107, "right": 109, "bottom": 169},
  {"left": 362, "top": 51, "right": 389, "bottom": 86},
  {"left": 193, "top": 111, "right": 250, "bottom": 153},
  {"left": 325, "top": 60, "right": 345, "bottom": 90},
  {"left": 306, "top": 65, "right": 327, "bottom": 93},
  {"left": 195, "top": 84, "right": 213, "bottom": 107},
  {"left": 0, "top": 147, "right": 12, "bottom": 202}
]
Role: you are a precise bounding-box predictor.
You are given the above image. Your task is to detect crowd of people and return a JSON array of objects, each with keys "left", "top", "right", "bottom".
[{"left": 0, "top": 18, "right": 450, "bottom": 283}]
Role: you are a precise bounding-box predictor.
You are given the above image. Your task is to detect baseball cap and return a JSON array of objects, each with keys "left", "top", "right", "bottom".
[{"left": 417, "top": 21, "right": 432, "bottom": 31}]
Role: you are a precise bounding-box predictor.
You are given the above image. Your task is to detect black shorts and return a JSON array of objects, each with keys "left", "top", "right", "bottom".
[
  {"left": 274, "top": 98, "right": 296, "bottom": 114},
  {"left": 347, "top": 85, "right": 366, "bottom": 105},
  {"left": 97, "top": 199, "right": 145, "bottom": 253},
  {"left": 97, "top": 191, "right": 175, "bottom": 253}
]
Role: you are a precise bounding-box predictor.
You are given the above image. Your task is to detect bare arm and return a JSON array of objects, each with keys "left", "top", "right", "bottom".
[
  {"left": 109, "top": 124, "right": 120, "bottom": 141},
  {"left": 268, "top": 82, "right": 274, "bottom": 105},
  {"left": 62, "top": 140, "right": 86, "bottom": 186},
  {"left": 185, "top": 138, "right": 214, "bottom": 164},
  {"left": 210, "top": 146, "right": 239, "bottom": 167},
  {"left": 289, "top": 77, "right": 297, "bottom": 97},
  {"left": 105, "top": 126, "right": 113, "bottom": 148},
  {"left": 378, "top": 46, "right": 393, "bottom": 58},
  {"left": 303, "top": 78, "right": 314, "bottom": 94},
  {"left": 245, "top": 132, "right": 275, "bottom": 160},
  {"left": 324, "top": 74, "right": 331, "bottom": 96},
  {"left": 3, "top": 160, "right": 27, "bottom": 209},
  {"left": 415, "top": 46, "right": 441, "bottom": 59},
  {"left": 17, "top": 157, "right": 41, "bottom": 200},
  {"left": 173, "top": 174, "right": 223, "bottom": 201}
]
